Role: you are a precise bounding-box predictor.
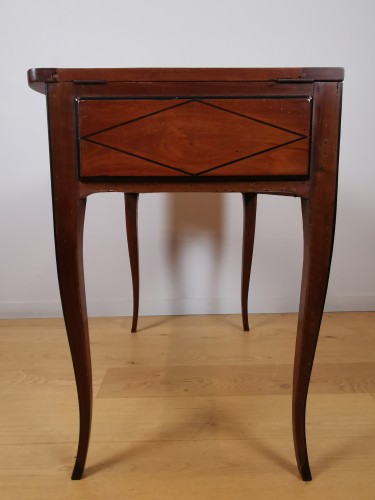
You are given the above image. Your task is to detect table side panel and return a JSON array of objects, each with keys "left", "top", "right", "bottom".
[{"left": 78, "top": 97, "right": 312, "bottom": 178}]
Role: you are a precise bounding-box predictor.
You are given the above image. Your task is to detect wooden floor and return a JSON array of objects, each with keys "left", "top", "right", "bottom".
[{"left": 1, "top": 312, "right": 375, "bottom": 499}]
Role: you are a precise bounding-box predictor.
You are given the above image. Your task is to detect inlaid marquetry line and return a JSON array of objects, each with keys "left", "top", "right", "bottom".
[
  {"left": 81, "top": 99, "right": 195, "bottom": 139},
  {"left": 81, "top": 135, "right": 307, "bottom": 177},
  {"left": 195, "top": 99, "right": 308, "bottom": 138},
  {"left": 78, "top": 97, "right": 311, "bottom": 178},
  {"left": 196, "top": 136, "right": 307, "bottom": 176},
  {"left": 81, "top": 98, "right": 308, "bottom": 140},
  {"left": 82, "top": 137, "right": 194, "bottom": 176}
]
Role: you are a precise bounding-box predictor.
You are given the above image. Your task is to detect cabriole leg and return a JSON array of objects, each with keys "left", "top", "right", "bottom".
[
  {"left": 125, "top": 193, "right": 140, "bottom": 333},
  {"left": 241, "top": 193, "right": 257, "bottom": 331}
]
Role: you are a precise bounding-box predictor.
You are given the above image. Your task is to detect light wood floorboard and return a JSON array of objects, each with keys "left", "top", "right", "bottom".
[{"left": 0, "top": 312, "right": 374, "bottom": 499}]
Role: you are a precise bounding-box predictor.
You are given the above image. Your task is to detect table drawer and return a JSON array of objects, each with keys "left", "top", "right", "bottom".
[{"left": 78, "top": 97, "right": 311, "bottom": 178}]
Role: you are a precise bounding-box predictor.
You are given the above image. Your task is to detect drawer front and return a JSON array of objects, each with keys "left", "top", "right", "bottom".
[{"left": 78, "top": 97, "right": 311, "bottom": 178}]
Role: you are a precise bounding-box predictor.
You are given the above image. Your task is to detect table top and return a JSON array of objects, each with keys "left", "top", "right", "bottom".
[{"left": 28, "top": 67, "right": 344, "bottom": 94}]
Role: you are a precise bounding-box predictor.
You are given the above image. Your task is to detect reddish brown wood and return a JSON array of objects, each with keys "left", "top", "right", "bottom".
[
  {"left": 28, "top": 67, "right": 344, "bottom": 93},
  {"left": 203, "top": 139, "right": 308, "bottom": 177},
  {"left": 72, "top": 81, "right": 315, "bottom": 98},
  {"left": 292, "top": 81, "right": 342, "bottom": 481},
  {"left": 241, "top": 194, "right": 257, "bottom": 331},
  {"left": 46, "top": 83, "right": 92, "bottom": 480},
  {"left": 29, "top": 68, "right": 343, "bottom": 482},
  {"left": 79, "top": 99, "right": 189, "bottom": 137},
  {"left": 124, "top": 193, "right": 139, "bottom": 333},
  {"left": 78, "top": 98, "right": 310, "bottom": 178},
  {"left": 79, "top": 141, "right": 186, "bottom": 177},
  {"left": 79, "top": 179, "right": 310, "bottom": 197},
  {"left": 207, "top": 98, "right": 311, "bottom": 135},
  {"left": 79, "top": 98, "right": 310, "bottom": 138}
]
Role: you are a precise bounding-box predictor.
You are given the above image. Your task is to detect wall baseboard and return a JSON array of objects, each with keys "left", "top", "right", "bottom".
[{"left": 1, "top": 294, "right": 374, "bottom": 319}]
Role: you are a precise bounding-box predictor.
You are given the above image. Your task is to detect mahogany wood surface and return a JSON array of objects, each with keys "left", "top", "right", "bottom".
[
  {"left": 78, "top": 98, "right": 310, "bottom": 178},
  {"left": 79, "top": 178, "right": 310, "bottom": 197},
  {"left": 29, "top": 68, "right": 343, "bottom": 482},
  {"left": 292, "top": 82, "right": 342, "bottom": 480},
  {"left": 46, "top": 83, "right": 92, "bottom": 480},
  {"left": 28, "top": 67, "right": 344, "bottom": 94},
  {"left": 73, "top": 81, "right": 315, "bottom": 97}
]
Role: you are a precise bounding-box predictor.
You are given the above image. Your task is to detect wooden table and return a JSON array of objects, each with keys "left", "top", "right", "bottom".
[{"left": 28, "top": 67, "right": 344, "bottom": 481}]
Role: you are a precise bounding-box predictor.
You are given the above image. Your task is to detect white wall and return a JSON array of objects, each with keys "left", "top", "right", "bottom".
[{"left": 1, "top": 0, "right": 374, "bottom": 318}]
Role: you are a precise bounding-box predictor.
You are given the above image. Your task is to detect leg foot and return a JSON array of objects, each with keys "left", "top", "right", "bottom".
[
  {"left": 300, "top": 462, "right": 312, "bottom": 482},
  {"left": 71, "top": 460, "right": 84, "bottom": 480}
]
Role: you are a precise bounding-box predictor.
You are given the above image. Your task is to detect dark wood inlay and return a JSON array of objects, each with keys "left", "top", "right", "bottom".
[{"left": 79, "top": 98, "right": 310, "bottom": 178}]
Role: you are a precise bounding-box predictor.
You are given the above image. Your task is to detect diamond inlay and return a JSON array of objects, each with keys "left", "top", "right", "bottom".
[{"left": 79, "top": 98, "right": 310, "bottom": 177}]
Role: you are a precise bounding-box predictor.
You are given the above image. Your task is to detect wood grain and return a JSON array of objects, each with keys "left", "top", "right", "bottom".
[
  {"left": 79, "top": 98, "right": 310, "bottom": 178},
  {"left": 97, "top": 362, "right": 375, "bottom": 398},
  {"left": 47, "top": 83, "right": 92, "bottom": 480},
  {"left": 28, "top": 67, "right": 344, "bottom": 92},
  {"left": 28, "top": 68, "right": 343, "bottom": 481},
  {"left": 292, "top": 82, "right": 342, "bottom": 480},
  {"left": 0, "top": 312, "right": 374, "bottom": 500}
]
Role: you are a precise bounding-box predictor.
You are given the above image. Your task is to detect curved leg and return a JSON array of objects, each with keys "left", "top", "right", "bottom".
[
  {"left": 125, "top": 193, "right": 139, "bottom": 333},
  {"left": 241, "top": 193, "right": 257, "bottom": 331},
  {"left": 47, "top": 83, "right": 93, "bottom": 480},
  {"left": 293, "top": 195, "right": 336, "bottom": 481},
  {"left": 292, "top": 81, "right": 341, "bottom": 481},
  {"left": 54, "top": 197, "right": 92, "bottom": 480}
]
